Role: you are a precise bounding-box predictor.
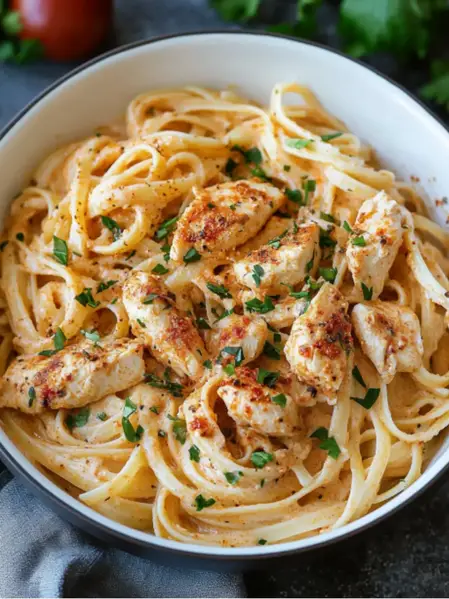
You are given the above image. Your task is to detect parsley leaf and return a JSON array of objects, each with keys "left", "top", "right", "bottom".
[
  {"left": 351, "top": 388, "right": 380, "bottom": 409},
  {"left": 285, "top": 188, "right": 304, "bottom": 205},
  {"left": 145, "top": 373, "right": 183, "bottom": 397},
  {"left": 319, "top": 267, "right": 337, "bottom": 283},
  {"left": 122, "top": 397, "right": 144, "bottom": 442},
  {"left": 206, "top": 282, "right": 232, "bottom": 299},
  {"left": 286, "top": 138, "right": 313, "bottom": 150},
  {"left": 154, "top": 216, "right": 178, "bottom": 241},
  {"left": 263, "top": 341, "right": 281, "bottom": 360},
  {"left": 54, "top": 327, "right": 66, "bottom": 351},
  {"left": 421, "top": 60, "right": 449, "bottom": 111},
  {"left": 152, "top": 263, "right": 169, "bottom": 275},
  {"left": 311, "top": 427, "right": 341, "bottom": 459},
  {"left": 203, "top": 359, "right": 213, "bottom": 369},
  {"left": 28, "top": 386, "right": 36, "bottom": 408},
  {"left": 143, "top": 293, "right": 159, "bottom": 305},
  {"left": 339, "top": 0, "right": 437, "bottom": 59},
  {"left": 66, "top": 407, "right": 90, "bottom": 431},
  {"left": 352, "top": 366, "right": 367, "bottom": 388},
  {"left": 271, "top": 393, "right": 287, "bottom": 408},
  {"left": 101, "top": 215, "right": 122, "bottom": 240},
  {"left": 352, "top": 235, "right": 366, "bottom": 246},
  {"left": 321, "top": 132, "right": 343, "bottom": 142},
  {"left": 167, "top": 414, "right": 187, "bottom": 444},
  {"left": 195, "top": 494, "right": 216, "bottom": 511},
  {"left": 97, "top": 280, "right": 117, "bottom": 293},
  {"left": 183, "top": 248, "right": 201, "bottom": 263},
  {"left": 81, "top": 329, "right": 100, "bottom": 344},
  {"left": 251, "top": 451, "right": 274, "bottom": 469},
  {"left": 189, "top": 445, "right": 201, "bottom": 462},
  {"left": 361, "top": 282, "right": 373, "bottom": 301},
  {"left": 225, "top": 157, "right": 239, "bottom": 176},
  {"left": 232, "top": 144, "right": 263, "bottom": 164},
  {"left": 252, "top": 264, "right": 264, "bottom": 287},
  {"left": 75, "top": 288, "right": 100, "bottom": 308},
  {"left": 221, "top": 346, "right": 245, "bottom": 367},
  {"left": 53, "top": 236, "right": 68, "bottom": 266},
  {"left": 196, "top": 317, "right": 211, "bottom": 330},
  {"left": 245, "top": 296, "right": 275, "bottom": 314},
  {"left": 257, "top": 368, "right": 280, "bottom": 388},
  {"left": 224, "top": 471, "right": 243, "bottom": 485},
  {"left": 343, "top": 220, "right": 353, "bottom": 233},
  {"left": 304, "top": 179, "right": 316, "bottom": 205}
]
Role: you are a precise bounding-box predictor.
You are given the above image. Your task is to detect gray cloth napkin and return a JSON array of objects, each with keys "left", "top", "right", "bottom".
[{"left": 0, "top": 465, "right": 245, "bottom": 598}]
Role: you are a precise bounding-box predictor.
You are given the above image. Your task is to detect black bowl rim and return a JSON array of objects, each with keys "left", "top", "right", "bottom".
[{"left": 1, "top": 29, "right": 449, "bottom": 562}]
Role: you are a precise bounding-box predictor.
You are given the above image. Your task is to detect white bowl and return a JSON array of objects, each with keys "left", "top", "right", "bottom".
[{"left": 1, "top": 31, "right": 449, "bottom": 566}]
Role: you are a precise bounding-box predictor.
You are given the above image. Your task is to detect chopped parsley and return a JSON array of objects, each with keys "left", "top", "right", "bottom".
[
  {"left": 154, "top": 216, "right": 178, "bottom": 241},
  {"left": 81, "top": 329, "right": 100, "bottom": 344},
  {"left": 96, "top": 412, "right": 107, "bottom": 421},
  {"left": 271, "top": 393, "right": 287, "bottom": 408},
  {"left": 54, "top": 327, "right": 66, "bottom": 351},
  {"left": 231, "top": 145, "right": 262, "bottom": 164},
  {"left": 351, "top": 388, "right": 380, "bottom": 410},
  {"left": 213, "top": 308, "right": 234, "bottom": 322},
  {"left": 183, "top": 248, "right": 201, "bottom": 263},
  {"left": 145, "top": 373, "right": 183, "bottom": 397},
  {"left": 149, "top": 406, "right": 160, "bottom": 415},
  {"left": 283, "top": 164, "right": 291, "bottom": 171},
  {"left": 0, "top": 241, "right": 8, "bottom": 252},
  {"left": 101, "top": 215, "right": 122, "bottom": 241},
  {"left": 225, "top": 157, "right": 238, "bottom": 176},
  {"left": 75, "top": 288, "right": 100, "bottom": 308},
  {"left": 167, "top": 414, "right": 187, "bottom": 444},
  {"left": 206, "top": 282, "right": 232, "bottom": 299},
  {"left": 258, "top": 539, "right": 267, "bottom": 545},
  {"left": 306, "top": 250, "right": 315, "bottom": 273},
  {"left": 125, "top": 250, "right": 136, "bottom": 261},
  {"left": 122, "top": 397, "right": 144, "bottom": 442},
  {"left": 143, "top": 293, "right": 159, "bottom": 304},
  {"left": 245, "top": 296, "right": 275, "bottom": 314},
  {"left": 282, "top": 283, "right": 310, "bottom": 300},
  {"left": 195, "top": 494, "right": 216, "bottom": 511},
  {"left": 203, "top": 359, "right": 213, "bottom": 370},
  {"left": 28, "top": 386, "right": 36, "bottom": 408},
  {"left": 257, "top": 368, "right": 280, "bottom": 388},
  {"left": 158, "top": 430, "right": 167, "bottom": 438},
  {"left": 53, "top": 236, "right": 68, "bottom": 266},
  {"left": 286, "top": 138, "right": 313, "bottom": 150},
  {"left": 66, "top": 407, "right": 90, "bottom": 431},
  {"left": 16, "top": 232, "right": 24, "bottom": 242},
  {"left": 342, "top": 220, "right": 353, "bottom": 233},
  {"left": 251, "top": 165, "right": 271, "bottom": 181},
  {"left": 361, "top": 282, "right": 373, "bottom": 301},
  {"left": 321, "top": 132, "right": 343, "bottom": 142},
  {"left": 152, "top": 263, "right": 169, "bottom": 275},
  {"left": 285, "top": 188, "right": 303, "bottom": 205},
  {"left": 224, "top": 471, "right": 243, "bottom": 485},
  {"left": 319, "top": 229, "right": 336, "bottom": 249},
  {"left": 311, "top": 427, "right": 341, "bottom": 459},
  {"left": 320, "top": 212, "right": 336, "bottom": 224},
  {"left": 136, "top": 318, "right": 146, "bottom": 328},
  {"left": 303, "top": 179, "right": 316, "bottom": 205},
  {"left": 319, "top": 267, "right": 337, "bottom": 283},
  {"left": 221, "top": 346, "right": 244, "bottom": 367},
  {"left": 224, "top": 363, "right": 236, "bottom": 375},
  {"left": 97, "top": 280, "right": 117, "bottom": 293},
  {"left": 252, "top": 264, "right": 264, "bottom": 288},
  {"left": 352, "top": 235, "right": 366, "bottom": 247},
  {"left": 267, "top": 229, "right": 288, "bottom": 250},
  {"left": 263, "top": 341, "right": 281, "bottom": 360},
  {"left": 251, "top": 451, "right": 274, "bottom": 469},
  {"left": 189, "top": 445, "right": 201, "bottom": 462},
  {"left": 352, "top": 366, "right": 367, "bottom": 388},
  {"left": 196, "top": 317, "right": 211, "bottom": 330}
]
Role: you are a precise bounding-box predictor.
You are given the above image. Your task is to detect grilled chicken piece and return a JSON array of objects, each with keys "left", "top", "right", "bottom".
[
  {"left": 284, "top": 283, "right": 352, "bottom": 397},
  {"left": 217, "top": 366, "right": 301, "bottom": 436},
  {"left": 346, "top": 192, "right": 405, "bottom": 300},
  {"left": 234, "top": 222, "right": 320, "bottom": 293},
  {"left": 0, "top": 338, "right": 144, "bottom": 414},
  {"left": 208, "top": 314, "right": 268, "bottom": 365},
  {"left": 352, "top": 301, "right": 423, "bottom": 383},
  {"left": 170, "top": 180, "right": 285, "bottom": 262},
  {"left": 122, "top": 271, "right": 208, "bottom": 379}
]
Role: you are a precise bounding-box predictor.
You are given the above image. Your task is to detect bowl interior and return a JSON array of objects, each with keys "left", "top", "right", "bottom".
[{"left": 1, "top": 31, "right": 449, "bottom": 558}]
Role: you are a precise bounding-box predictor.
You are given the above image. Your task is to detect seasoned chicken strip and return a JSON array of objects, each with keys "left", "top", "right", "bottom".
[
  {"left": 170, "top": 179, "right": 285, "bottom": 262},
  {"left": 122, "top": 271, "right": 208, "bottom": 379},
  {"left": 217, "top": 367, "right": 301, "bottom": 436},
  {"left": 284, "top": 283, "right": 353, "bottom": 397},
  {"left": 352, "top": 301, "right": 423, "bottom": 383},
  {"left": 346, "top": 192, "right": 406, "bottom": 300},
  {"left": 0, "top": 338, "right": 144, "bottom": 414},
  {"left": 207, "top": 314, "right": 268, "bottom": 364},
  {"left": 234, "top": 222, "right": 320, "bottom": 293}
]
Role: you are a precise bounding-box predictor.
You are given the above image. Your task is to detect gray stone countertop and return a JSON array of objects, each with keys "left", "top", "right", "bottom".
[{"left": 0, "top": 1, "right": 448, "bottom": 596}]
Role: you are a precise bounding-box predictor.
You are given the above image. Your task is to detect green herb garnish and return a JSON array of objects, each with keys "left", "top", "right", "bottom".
[
  {"left": 311, "top": 427, "right": 341, "bottom": 459},
  {"left": 53, "top": 236, "right": 68, "bottom": 266}
]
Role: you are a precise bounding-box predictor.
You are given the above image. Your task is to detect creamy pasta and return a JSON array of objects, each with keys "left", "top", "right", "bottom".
[{"left": 0, "top": 83, "right": 448, "bottom": 547}]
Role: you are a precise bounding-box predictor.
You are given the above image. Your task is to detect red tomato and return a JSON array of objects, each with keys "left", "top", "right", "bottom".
[{"left": 11, "top": 0, "right": 113, "bottom": 62}]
